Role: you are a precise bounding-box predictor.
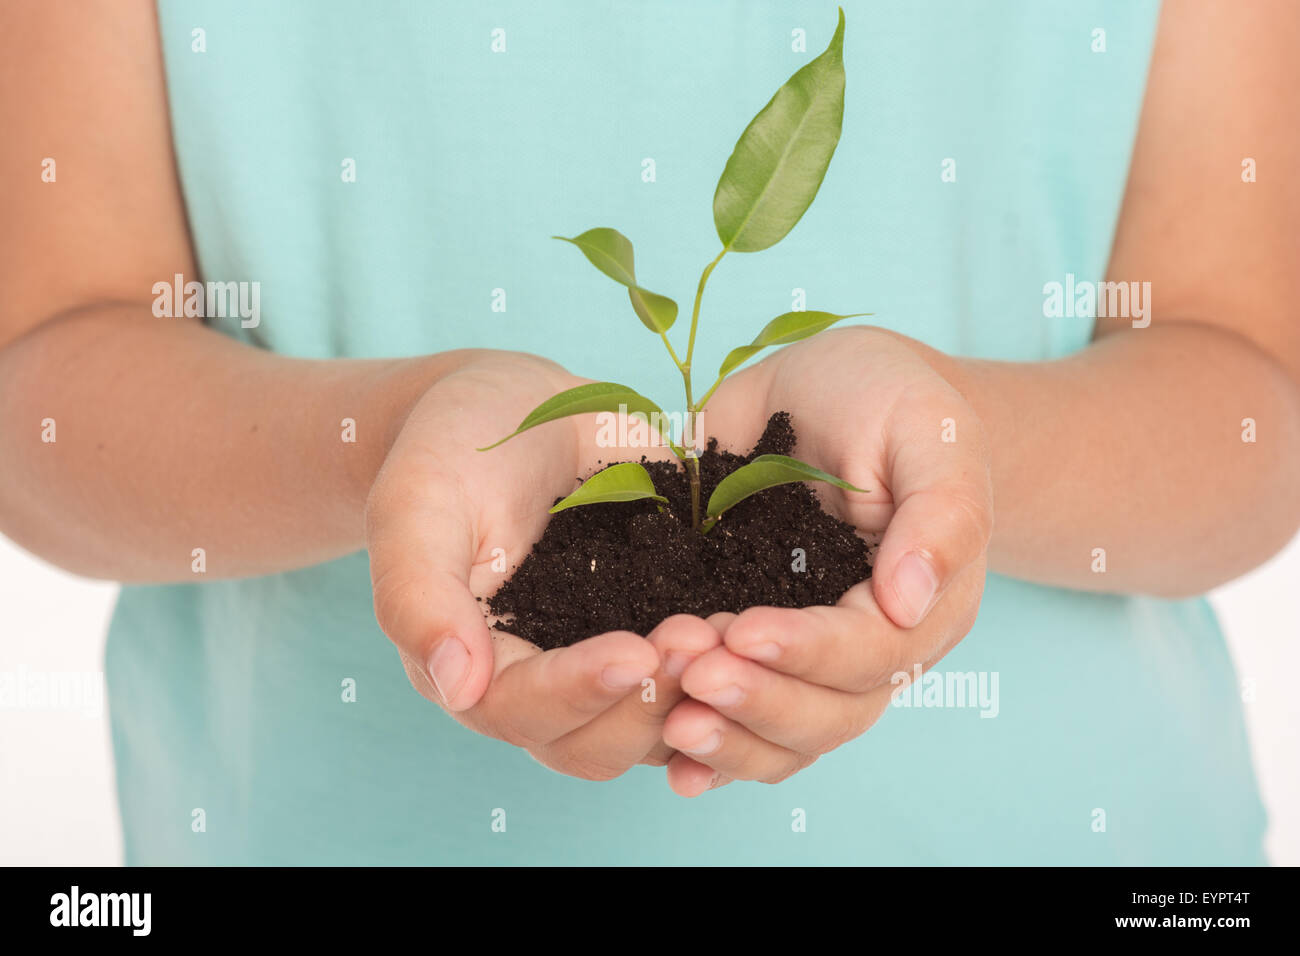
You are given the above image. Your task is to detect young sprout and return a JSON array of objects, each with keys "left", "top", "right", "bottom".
[{"left": 480, "top": 8, "right": 869, "bottom": 533}]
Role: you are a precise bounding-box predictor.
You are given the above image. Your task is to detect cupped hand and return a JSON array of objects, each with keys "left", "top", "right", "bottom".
[
  {"left": 662, "top": 327, "right": 994, "bottom": 795},
  {"left": 365, "top": 350, "right": 721, "bottom": 780}
]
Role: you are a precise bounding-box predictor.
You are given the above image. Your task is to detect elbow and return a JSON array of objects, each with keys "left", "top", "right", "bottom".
[{"left": 1178, "top": 367, "right": 1300, "bottom": 596}]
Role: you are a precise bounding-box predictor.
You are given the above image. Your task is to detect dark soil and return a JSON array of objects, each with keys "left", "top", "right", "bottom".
[{"left": 488, "top": 412, "right": 872, "bottom": 650}]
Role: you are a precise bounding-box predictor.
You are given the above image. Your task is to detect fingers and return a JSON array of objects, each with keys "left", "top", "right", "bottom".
[
  {"left": 465, "top": 629, "right": 657, "bottom": 753},
  {"left": 721, "top": 584, "right": 901, "bottom": 692},
  {"left": 666, "top": 567, "right": 985, "bottom": 798},
  {"left": 367, "top": 463, "right": 495, "bottom": 711},
  {"left": 662, "top": 699, "right": 814, "bottom": 789},
  {"left": 678, "top": 646, "right": 885, "bottom": 754},
  {"left": 543, "top": 614, "right": 723, "bottom": 777},
  {"left": 640, "top": 611, "right": 737, "bottom": 765},
  {"left": 723, "top": 565, "right": 986, "bottom": 693},
  {"left": 873, "top": 386, "right": 993, "bottom": 628},
  {"left": 641, "top": 613, "right": 731, "bottom": 764},
  {"left": 665, "top": 752, "right": 733, "bottom": 798}
]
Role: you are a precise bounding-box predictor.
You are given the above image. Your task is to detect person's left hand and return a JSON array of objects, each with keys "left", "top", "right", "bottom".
[{"left": 660, "top": 326, "right": 994, "bottom": 795}]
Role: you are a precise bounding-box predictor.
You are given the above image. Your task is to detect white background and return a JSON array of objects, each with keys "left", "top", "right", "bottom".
[{"left": 1, "top": 532, "right": 1297, "bottom": 865}]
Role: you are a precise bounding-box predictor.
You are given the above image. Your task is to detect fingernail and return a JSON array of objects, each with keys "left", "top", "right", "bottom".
[
  {"left": 695, "top": 684, "right": 745, "bottom": 709},
  {"left": 663, "top": 652, "right": 694, "bottom": 677},
  {"left": 683, "top": 730, "right": 722, "bottom": 755},
  {"left": 427, "top": 637, "right": 470, "bottom": 705},
  {"left": 894, "top": 551, "right": 940, "bottom": 627},
  {"left": 602, "top": 664, "right": 651, "bottom": 691},
  {"left": 742, "top": 641, "right": 782, "bottom": 662}
]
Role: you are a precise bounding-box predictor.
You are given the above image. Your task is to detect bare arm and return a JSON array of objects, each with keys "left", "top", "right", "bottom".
[
  {"left": 925, "top": 324, "right": 1300, "bottom": 595},
  {"left": 923, "top": 0, "right": 1300, "bottom": 595},
  {"left": 0, "top": 310, "right": 466, "bottom": 580},
  {"left": 0, "top": 0, "right": 459, "bottom": 580}
]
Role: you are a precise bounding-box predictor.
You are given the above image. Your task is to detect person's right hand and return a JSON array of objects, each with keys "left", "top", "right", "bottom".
[{"left": 365, "top": 350, "right": 722, "bottom": 779}]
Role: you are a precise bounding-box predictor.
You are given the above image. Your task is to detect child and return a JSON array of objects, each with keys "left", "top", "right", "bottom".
[{"left": 2, "top": 0, "right": 1296, "bottom": 864}]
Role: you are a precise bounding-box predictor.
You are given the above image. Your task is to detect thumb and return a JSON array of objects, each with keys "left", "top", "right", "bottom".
[
  {"left": 366, "top": 469, "right": 494, "bottom": 712},
  {"left": 872, "top": 397, "right": 993, "bottom": 629}
]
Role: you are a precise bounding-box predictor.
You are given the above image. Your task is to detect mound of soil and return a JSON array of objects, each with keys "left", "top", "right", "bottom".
[{"left": 487, "top": 412, "right": 872, "bottom": 650}]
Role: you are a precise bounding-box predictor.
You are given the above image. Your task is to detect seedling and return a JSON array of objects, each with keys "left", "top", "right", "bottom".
[{"left": 481, "top": 8, "right": 867, "bottom": 533}]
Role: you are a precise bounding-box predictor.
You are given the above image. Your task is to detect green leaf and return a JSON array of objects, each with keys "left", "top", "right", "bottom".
[
  {"left": 627, "top": 286, "right": 679, "bottom": 335},
  {"left": 554, "top": 228, "right": 637, "bottom": 286},
  {"left": 712, "top": 8, "right": 846, "bottom": 253},
  {"left": 717, "top": 310, "right": 870, "bottom": 378},
  {"left": 477, "top": 382, "right": 681, "bottom": 454},
  {"left": 554, "top": 228, "right": 679, "bottom": 333},
  {"left": 705, "top": 453, "right": 867, "bottom": 520},
  {"left": 549, "top": 462, "right": 668, "bottom": 514}
]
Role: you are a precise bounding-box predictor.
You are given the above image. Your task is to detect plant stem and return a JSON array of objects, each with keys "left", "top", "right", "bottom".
[
  {"left": 687, "top": 455, "right": 702, "bottom": 531},
  {"left": 680, "top": 248, "right": 726, "bottom": 532},
  {"left": 685, "top": 248, "right": 727, "bottom": 373},
  {"left": 658, "top": 331, "right": 685, "bottom": 372},
  {"left": 693, "top": 373, "right": 725, "bottom": 413}
]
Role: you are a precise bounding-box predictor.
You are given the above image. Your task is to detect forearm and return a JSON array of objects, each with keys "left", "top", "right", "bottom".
[
  {"left": 917, "top": 323, "right": 1300, "bottom": 595},
  {"left": 0, "top": 306, "right": 461, "bottom": 581}
]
